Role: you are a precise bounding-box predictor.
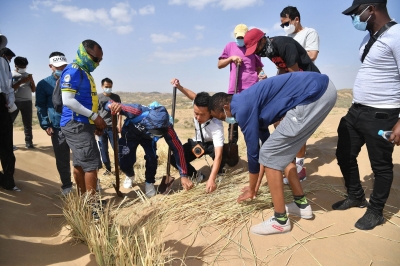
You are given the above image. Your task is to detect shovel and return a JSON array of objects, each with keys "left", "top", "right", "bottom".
[
  {"left": 158, "top": 86, "right": 177, "bottom": 194},
  {"left": 111, "top": 114, "right": 124, "bottom": 197}
]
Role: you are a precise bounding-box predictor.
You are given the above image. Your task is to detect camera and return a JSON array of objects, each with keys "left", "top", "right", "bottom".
[{"left": 192, "top": 143, "right": 205, "bottom": 158}]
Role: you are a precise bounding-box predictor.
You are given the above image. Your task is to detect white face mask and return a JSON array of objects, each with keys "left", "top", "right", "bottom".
[
  {"left": 104, "top": 88, "right": 112, "bottom": 94},
  {"left": 283, "top": 23, "right": 296, "bottom": 35},
  {"left": 17, "top": 68, "right": 26, "bottom": 74}
]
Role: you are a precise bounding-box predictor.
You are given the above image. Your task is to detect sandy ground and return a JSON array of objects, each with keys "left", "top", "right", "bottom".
[{"left": 1, "top": 108, "right": 400, "bottom": 265}]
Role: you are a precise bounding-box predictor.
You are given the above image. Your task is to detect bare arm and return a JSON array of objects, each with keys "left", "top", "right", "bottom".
[
  {"left": 29, "top": 75, "right": 36, "bottom": 93},
  {"left": 170, "top": 78, "right": 196, "bottom": 101},
  {"left": 206, "top": 146, "right": 223, "bottom": 193},
  {"left": 287, "top": 63, "right": 300, "bottom": 72},
  {"left": 218, "top": 56, "right": 242, "bottom": 69},
  {"left": 307, "top": 50, "right": 319, "bottom": 61}
]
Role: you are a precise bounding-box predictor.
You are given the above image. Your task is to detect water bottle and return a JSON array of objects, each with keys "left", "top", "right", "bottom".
[
  {"left": 259, "top": 70, "right": 265, "bottom": 81},
  {"left": 378, "top": 130, "right": 392, "bottom": 141}
]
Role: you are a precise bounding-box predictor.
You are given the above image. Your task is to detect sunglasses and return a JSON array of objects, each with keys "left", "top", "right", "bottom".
[
  {"left": 280, "top": 21, "right": 290, "bottom": 28},
  {"left": 87, "top": 51, "right": 102, "bottom": 63},
  {"left": 351, "top": 5, "right": 371, "bottom": 19}
]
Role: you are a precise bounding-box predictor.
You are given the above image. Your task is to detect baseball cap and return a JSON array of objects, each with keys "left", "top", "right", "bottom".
[
  {"left": 342, "top": 0, "right": 387, "bottom": 15},
  {"left": 49, "top": 55, "right": 68, "bottom": 67},
  {"left": 0, "top": 34, "right": 7, "bottom": 49},
  {"left": 234, "top": 24, "right": 248, "bottom": 38},
  {"left": 244, "top": 28, "right": 265, "bottom": 56}
]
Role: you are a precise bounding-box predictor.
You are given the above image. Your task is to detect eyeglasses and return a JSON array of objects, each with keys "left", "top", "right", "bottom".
[
  {"left": 351, "top": 5, "right": 370, "bottom": 19},
  {"left": 87, "top": 51, "right": 102, "bottom": 63},
  {"left": 280, "top": 21, "right": 290, "bottom": 28}
]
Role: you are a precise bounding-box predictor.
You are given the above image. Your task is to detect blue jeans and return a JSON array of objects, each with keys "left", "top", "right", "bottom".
[
  {"left": 98, "top": 127, "right": 117, "bottom": 171},
  {"left": 336, "top": 104, "right": 400, "bottom": 214},
  {"left": 118, "top": 137, "right": 157, "bottom": 184}
]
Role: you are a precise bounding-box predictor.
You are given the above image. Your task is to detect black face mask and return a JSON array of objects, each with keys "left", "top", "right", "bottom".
[{"left": 256, "top": 37, "right": 274, "bottom": 58}]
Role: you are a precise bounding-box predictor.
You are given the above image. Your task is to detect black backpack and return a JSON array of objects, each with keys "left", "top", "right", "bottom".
[{"left": 52, "top": 64, "right": 84, "bottom": 113}]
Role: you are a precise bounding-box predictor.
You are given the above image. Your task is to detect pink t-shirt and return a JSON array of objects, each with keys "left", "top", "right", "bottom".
[{"left": 219, "top": 42, "right": 263, "bottom": 94}]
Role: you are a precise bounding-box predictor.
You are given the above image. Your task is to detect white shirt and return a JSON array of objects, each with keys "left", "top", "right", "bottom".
[
  {"left": 192, "top": 117, "right": 224, "bottom": 147},
  {"left": 288, "top": 27, "right": 320, "bottom": 52},
  {"left": 0, "top": 57, "right": 15, "bottom": 110},
  {"left": 353, "top": 23, "right": 400, "bottom": 109}
]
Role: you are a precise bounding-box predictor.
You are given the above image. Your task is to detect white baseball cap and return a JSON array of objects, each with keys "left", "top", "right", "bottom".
[{"left": 49, "top": 55, "right": 68, "bottom": 67}]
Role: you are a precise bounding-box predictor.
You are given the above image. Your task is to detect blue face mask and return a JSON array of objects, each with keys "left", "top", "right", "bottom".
[
  {"left": 54, "top": 70, "right": 63, "bottom": 77},
  {"left": 236, "top": 39, "right": 245, "bottom": 47},
  {"left": 352, "top": 6, "right": 371, "bottom": 31},
  {"left": 224, "top": 109, "right": 237, "bottom": 124}
]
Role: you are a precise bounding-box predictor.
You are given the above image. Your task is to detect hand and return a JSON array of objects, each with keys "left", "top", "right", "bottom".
[
  {"left": 117, "top": 125, "right": 122, "bottom": 133},
  {"left": 45, "top": 127, "right": 54, "bottom": 136},
  {"left": 258, "top": 73, "right": 267, "bottom": 80},
  {"left": 206, "top": 179, "right": 217, "bottom": 193},
  {"left": 390, "top": 120, "right": 400, "bottom": 145},
  {"left": 170, "top": 78, "right": 182, "bottom": 89},
  {"left": 93, "top": 116, "right": 106, "bottom": 136},
  {"left": 109, "top": 102, "right": 121, "bottom": 115},
  {"left": 230, "top": 56, "right": 242, "bottom": 66},
  {"left": 237, "top": 188, "right": 256, "bottom": 203},
  {"left": 181, "top": 177, "right": 194, "bottom": 190}
]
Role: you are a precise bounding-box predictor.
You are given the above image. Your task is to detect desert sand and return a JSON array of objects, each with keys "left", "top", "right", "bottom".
[{"left": 1, "top": 107, "right": 400, "bottom": 266}]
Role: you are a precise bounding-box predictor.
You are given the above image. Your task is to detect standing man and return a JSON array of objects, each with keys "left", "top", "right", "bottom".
[
  {"left": 218, "top": 24, "right": 266, "bottom": 145},
  {"left": 280, "top": 6, "right": 320, "bottom": 62},
  {"left": 36, "top": 52, "right": 73, "bottom": 195},
  {"left": 209, "top": 72, "right": 337, "bottom": 235},
  {"left": 279, "top": 6, "right": 321, "bottom": 182},
  {"left": 60, "top": 40, "right": 107, "bottom": 195},
  {"left": 0, "top": 42, "right": 19, "bottom": 191},
  {"left": 97, "top": 77, "right": 122, "bottom": 175},
  {"left": 170, "top": 78, "right": 225, "bottom": 193},
  {"left": 10, "top": 56, "right": 36, "bottom": 148},
  {"left": 333, "top": 0, "right": 400, "bottom": 230}
]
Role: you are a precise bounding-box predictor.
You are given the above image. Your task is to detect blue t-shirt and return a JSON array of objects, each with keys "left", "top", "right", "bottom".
[
  {"left": 231, "top": 72, "right": 329, "bottom": 173},
  {"left": 60, "top": 63, "right": 98, "bottom": 126}
]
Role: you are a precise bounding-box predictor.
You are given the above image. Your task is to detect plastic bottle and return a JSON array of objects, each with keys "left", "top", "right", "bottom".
[
  {"left": 378, "top": 130, "right": 392, "bottom": 141},
  {"left": 259, "top": 70, "right": 265, "bottom": 81}
]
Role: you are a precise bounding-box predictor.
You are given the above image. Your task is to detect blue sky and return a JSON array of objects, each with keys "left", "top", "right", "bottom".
[{"left": 1, "top": 0, "right": 399, "bottom": 93}]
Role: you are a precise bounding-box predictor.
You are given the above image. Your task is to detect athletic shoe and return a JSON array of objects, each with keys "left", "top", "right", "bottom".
[
  {"left": 283, "top": 167, "right": 307, "bottom": 185},
  {"left": 285, "top": 202, "right": 313, "bottom": 219},
  {"left": 123, "top": 176, "right": 134, "bottom": 189},
  {"left": 26, "top": 143, "right": 35, "bottom": 149},
  {"left": 61, "top": 187, "right": 73, "bottom": 196},
  {"left": 355, "top": 209, "right": 385, "bottom": 230},
  {"left": 13, "top": 145, "right": 18, "bottom": 151},
  {"left": 250, "top": 216, "right": 291, "bottom": 235},
  {"left": 13, "top": 186, "right": 21, "bottom": 192},
  {"left": 145, "top": 183, "right": 156, "bottom": 198},
  {"left": 196, "top": 171, "right": 205, "bottom": 183},
  {"left": 332, "top": 197, "right": 369, "bottom": 210}
]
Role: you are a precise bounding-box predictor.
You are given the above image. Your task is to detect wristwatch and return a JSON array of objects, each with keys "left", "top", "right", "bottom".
[{"left": 89, "top": 112, "right": 98, "bottom": 120}]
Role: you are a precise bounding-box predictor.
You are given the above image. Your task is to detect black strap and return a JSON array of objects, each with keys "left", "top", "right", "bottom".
[
  {"left": 195, "top": 120, "right": 210, "bottom": 143},
  {"left": 361, "top": 21, "right": 397, "bottom": 63}
]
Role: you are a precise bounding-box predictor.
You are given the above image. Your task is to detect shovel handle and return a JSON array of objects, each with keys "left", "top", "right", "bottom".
[{"left": 111, "top": 114, "right": 123, "bottom": 197}]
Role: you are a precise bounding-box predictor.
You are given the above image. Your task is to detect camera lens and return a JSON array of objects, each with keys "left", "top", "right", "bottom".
[{"left": 194, "top": 147, "right": 201, "bottom": 154}]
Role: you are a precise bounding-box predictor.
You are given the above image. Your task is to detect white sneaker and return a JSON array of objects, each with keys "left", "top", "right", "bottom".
[
  {"left": 123, "top": 176, "right": 134, "bottom": 189},
  {"left": 13, "top": 186, "right": 21, "bottom": 192},
  {"left": 61, "top": 187, "right": 73, "bottom": 196},
  {"left": 250, "top": 216, "right": 291, "bottom": 235},
  {"left": 145, "top": 182, "right": 156, "bottom": 198},
  {"left": 285, "top": 202, "right": 313, "bottom": 219}
]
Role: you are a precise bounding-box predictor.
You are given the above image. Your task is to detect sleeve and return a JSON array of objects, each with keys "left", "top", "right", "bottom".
[
  {"left": 211, "top": 120, "right": 224, "bottom": 147},
  {"left": 164, "top": 126, "right": 188, "bottom": 177},
  {"left": 116, "top": 95, "right": 121, "bottom": 103},
  {"left": 35, "top": 81, "right": 52, "bottom": 130},
  {"left": 218, "top": 43, "right": 230, "bottom": 60},
  {"left": 60, "top": 67, "right": 83, "bottom": 94},
  {"left": 105, "top": 102, "right": 143, "bottom": 118},
  {"left": 254, "top": 55, "right": 264, "bottom": 68},
  {"left": 282, "top": 42, "right": 300, "bottom": 69},
  {"left": 304, "top": 29, "right": 319, "bottom": 51}
]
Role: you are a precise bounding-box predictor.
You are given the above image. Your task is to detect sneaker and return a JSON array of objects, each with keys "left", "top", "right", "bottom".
[
  {"left": 145, "top": 182, "right": 156, "bottom": 198},
  {"left": 123, "top": 176, "right": 134, "bottom": 189},
  {"left": 355, "top": 209, "right": 385, "bottom": 230},
  {"left": 26, "top": 143, "right": 35, "bottom": 149},
  {"left": 61, "top": 187, "right": 73, "bottom": 196},
  {"left": 13, "top": 186, "right": 21, "bottom": 192},
  {"left": 250, "top": 216, "right": 291, "bottom": 235},
  {"left": 285, "top": 202, "right": 313, "bottom": 219},
  {"left": 283, "top": 167, "right": 307, "bottom": 185},
  {"left": 195, "top": 171, "right": 205, "bottom": 183},
  {"left": 13, "top": 145, "right": 18, "bottom": 151},
  {"left": 332, "top": 197, "right": 369, "bottom": 210}
]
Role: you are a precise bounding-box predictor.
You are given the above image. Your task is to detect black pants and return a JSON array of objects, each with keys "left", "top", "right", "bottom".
[
  {"left": 0, "top": 94, "right": 16, "bottom": 189},
  {"left": 336, "top": 104, "right": 400, "bottom": 214},
  {"left": 10, "top": 100, "right": 33, "bottom": 144},
  {"left": 51, "top": 128, "right": 72, "bottom": 189},
  {"left": 170, "top": 139, "right": 226, "bottom": 178}
]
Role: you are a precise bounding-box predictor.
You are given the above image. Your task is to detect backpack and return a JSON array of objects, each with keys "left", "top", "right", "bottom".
[{"left": 52, "top": 64, "right": 83, "bottom": 113}]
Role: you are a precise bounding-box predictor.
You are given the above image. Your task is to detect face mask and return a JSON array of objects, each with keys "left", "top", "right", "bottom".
[
  {"left": 256, "top": 38, "right": 274, "bottom": 58},
  {"left": 224, "top": 108, "right": 237, "bottom": 124},
  {"left": 236, "top": 39, "right": 245, "bottom": 47},
  {"left": 54, "top": 70, "right": 63, "bottom": 77},
  {"left": 283, "top": 23, "right": 296, "bottom": 34},
  {"left": 17, "top": 68, "right": 26, "bottom": 74},
  {"left": 352, "top": 6, "right": 371, "bottom": 31},
  {"left": 104, "top": 88, "right": 112, "bottom": 94},
  {"left": 74, "top": 43, "right": 99, "bottom": 72}
]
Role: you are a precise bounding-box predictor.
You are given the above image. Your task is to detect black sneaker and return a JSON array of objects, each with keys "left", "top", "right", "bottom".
[
  {"left": 332, "top": 197, "right": 369, "bottom": 210},
  {"left": 355, "top": 209, "right": 385, "bottom": 230},
  {"left": 26, "top": 143, "right": 35, "bottom": 149}
]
